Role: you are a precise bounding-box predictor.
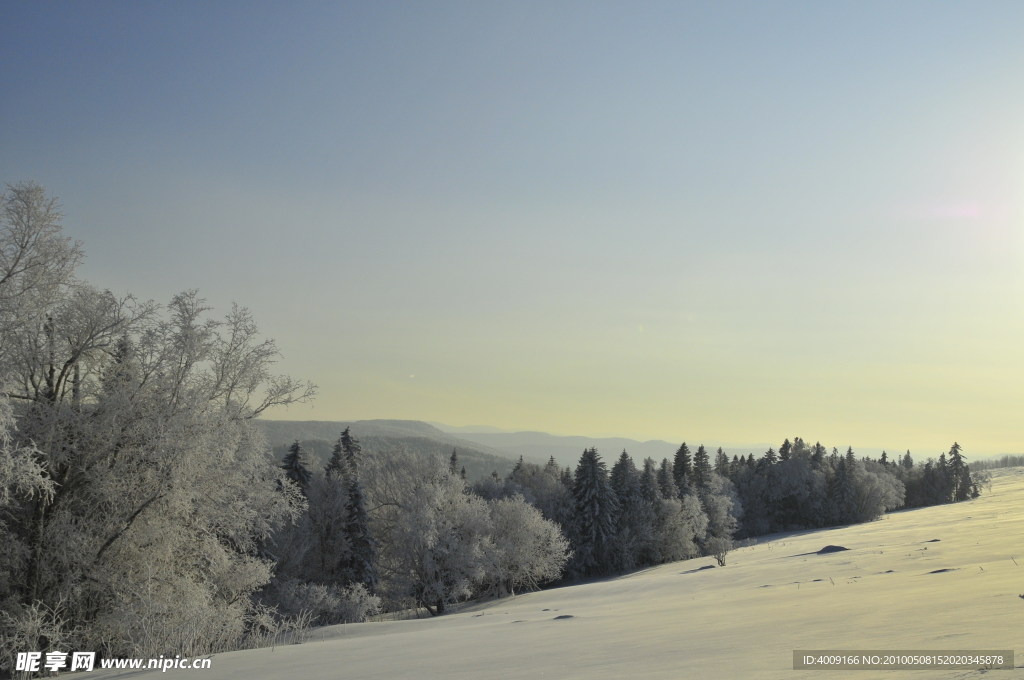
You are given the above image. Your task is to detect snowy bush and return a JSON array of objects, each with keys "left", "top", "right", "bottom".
[{"left": 269, "top": 580, "right": 380, "bottom": 625}]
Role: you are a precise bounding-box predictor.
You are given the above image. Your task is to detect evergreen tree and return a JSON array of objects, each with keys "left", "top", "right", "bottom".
[
  {"left": 779, "top": 439, "right": 792, "bottom": 461},
  {"left": 833, "top": 448, "right": 858, "bottom": 524},
  {"left": 948, "top": 442, "right": 972, "bottom": 502},
  {"left": 340, "top": 426, "right": 362, "bottom": 469},
  {"left": 561, "top": 466, "right": 573, "bottom": 489},
  {"left": 326, "top": 435, "right": 347, "bottom": 477},
  {"left": 811, "top": 442, "right": 825, "bottom": 468},
  {"left": 902, "top": 450, "right": 913, "bottom": 469},
  {"left": 879, "top": 451, "right": 888, "bottom": 465},
  {"left": 640, "top": 459, "right": 660, "bottom": 504},
  {"left": 692, "top": 445, "right": 711, "bottom": 491},
  {"left": 714, "top": 447, "right": 730, "bottom": 476},
  {"left": 762, "top": 447, "right": 778, "bottom": 467},
  {"left": 282, "top": 440, "right": 312, "bottom": 491},
  {"left": 610, "top": 450, "right": 640, "bottom": 503},
  {"left": 608, "top": 451, "right": 656, "bottom": 570},
  {"left": 937, "top": 453, "right": 951, "bottom": 502},
  {"left": 673, "top": 443, "right": 692, "bottom": 492},
  {"left": 657, "top": 458, "right": 678, "bottom": 499},
  {"left": 460, "top": 466, "right": 466, "bottom": 480},
  {"left": 570, "top": 448, "right": 619, "bottom": 575},
  {"left": 341, "top": 471, "right": 377, "bottom": 591},
  {"left": 746, "top": 453, "right": 755, "bottom": 467},
  {"left": 449, "top": 448, "right": 459, "bottom": 475}
]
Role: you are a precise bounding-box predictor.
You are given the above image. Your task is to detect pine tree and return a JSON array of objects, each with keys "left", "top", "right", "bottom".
[
  {"left": 779, "top": 439, "right": 792, "bottom": 461},
  {"left": 340, "top": 426, "right": 362, "bottom": 469},
  {"left": 937, "top": 453, "right": 951, "bottom": 502},
  {"left": 880, "top": 451, "right": 888, "bottom": 466},
  {"left": 902, "top": 450, "right": 913, "bottom": 469},
  {"left": 640, "top": 459, "right": 660, "bottom": 504},
  {"left": 692, "top": 445, "right": 711, "bottom": 491},
  {"left": 341, "top": 471, "right": 377, "bottom": 591},
  {"left": 714, "top": 447, "right": 730, "bottom": 476},
  {"left": 282, "top": 440, "right": 312, "bottom": 491},
  {"left": 449, "top": 448, "right": 459, "bottom": 475},
  {"left": 811, "top": 442, "right": 825, "bottom": 468},
  {"left": 762, "top": 447, "right": 778, "bottom": 467},
  {"left": 833, "top": 448, "right": 858, "bottom": 523},
  {"left": 657, "top": 458, "right": 678, "bottom": 499},
  {"left": 673, "top": 443, "right": 692, "bottom": 492},
  {"left": 326, "top": 435, "right": 347, "bottom": 478},
  {"left": 610, "top": 451, "right": 640, "bottom": 508},
  {"left": 561, "top": 466, "right": 573, "bottom": 489},
  {"left": 948, "top": 442, "right": 971, "bottom": 502},
  {"left": 571, "top": 448, "right": 619, "bottom": 575}
]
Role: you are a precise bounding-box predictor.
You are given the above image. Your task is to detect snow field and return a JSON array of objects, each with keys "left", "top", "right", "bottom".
[{"left": 103, "top": 467, "right": 1024, "bottom": 680}]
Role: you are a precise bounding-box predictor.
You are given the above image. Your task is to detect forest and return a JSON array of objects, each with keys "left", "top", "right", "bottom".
[{"left": 0, "top": 183, "right": 986, "bottom": 671}]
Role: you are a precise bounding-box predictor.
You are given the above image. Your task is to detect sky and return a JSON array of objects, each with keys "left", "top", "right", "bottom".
[{"left": 2, "top": 1, "right": 1023, "bottom": 456}]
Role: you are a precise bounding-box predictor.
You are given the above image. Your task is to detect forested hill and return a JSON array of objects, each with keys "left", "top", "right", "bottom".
[{"left": 258, "top": 419, "right": 519, "bottom": 482}]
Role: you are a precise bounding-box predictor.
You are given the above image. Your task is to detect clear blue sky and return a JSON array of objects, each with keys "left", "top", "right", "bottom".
[{"left": 3, "top": 2, "right": 1023, "bottom": 454}]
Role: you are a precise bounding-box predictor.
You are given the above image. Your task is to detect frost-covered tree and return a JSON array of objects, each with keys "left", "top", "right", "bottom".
[
  {"left": 486, "top": 494, "right": 569, "bottom": 596},
  {"left": 0, "top": 394, "right": 52, "bottom": 510},
  {"left": 0, "top": 182, "right": 82, "bottom": 359},
  {"left": 1, "top": 280, "right": 313, "bottom": 659},
  {"left": 362, "top": 449, "right": 492, "bottom": 615},
  {"left": 653, "top": 493, "right": 707, "bottom": 562}
]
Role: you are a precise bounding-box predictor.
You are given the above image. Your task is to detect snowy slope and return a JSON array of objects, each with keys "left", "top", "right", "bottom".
[{"left": 104, "top": 468, "right": 1024, "bottom": 680}]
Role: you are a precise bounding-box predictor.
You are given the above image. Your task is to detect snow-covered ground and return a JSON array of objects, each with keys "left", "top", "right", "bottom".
[{"left": 104, "top": 468, "right": 1024, "bottom": 680}]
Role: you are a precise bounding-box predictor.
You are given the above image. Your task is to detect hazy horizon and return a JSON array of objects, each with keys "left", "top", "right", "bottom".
[{"left": 3, "top": 2, "right": 1023, "bottom": 454}]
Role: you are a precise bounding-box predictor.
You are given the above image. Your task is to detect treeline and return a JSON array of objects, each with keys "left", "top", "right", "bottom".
[
  {"left": 471, "top": 446, "right": 737, "bottom": 576},
  {"left": 969, "top": 454, "right": 1024, "bottom": 472},
  {"left": 712, "top": 439, "right": 977, "bottom": 537}
]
